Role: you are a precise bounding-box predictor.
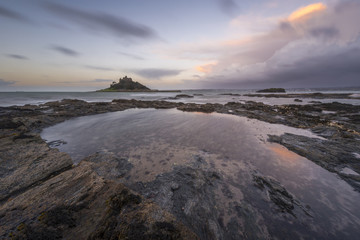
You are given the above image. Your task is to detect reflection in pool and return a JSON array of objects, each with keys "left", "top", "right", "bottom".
[{"left": 41, "top": 108, "right": 360, "bottom": 239}]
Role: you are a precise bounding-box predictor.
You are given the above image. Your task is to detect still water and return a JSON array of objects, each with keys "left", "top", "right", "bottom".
[{"left": 41, "top": 108, "right": 360, "bottom": 239}]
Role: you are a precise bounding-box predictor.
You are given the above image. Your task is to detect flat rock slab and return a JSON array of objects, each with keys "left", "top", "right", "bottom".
[{"left": 0, "top": 133, "right": 72, "bottom": 202}]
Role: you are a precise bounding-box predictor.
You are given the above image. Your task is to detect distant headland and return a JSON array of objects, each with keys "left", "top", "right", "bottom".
[{"left": 97, "top": 76, "right": 181, "bottom": 92}]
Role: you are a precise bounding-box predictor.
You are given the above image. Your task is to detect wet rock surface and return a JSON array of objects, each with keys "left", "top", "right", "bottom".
[
  {"left": 130, "top": 155, "right": 272, "bottom": 240},
  {"left": 131, "top": 163, "right": 224, "bottom": 239},
  {"left": 0, "top": 132, "right": 72, "bottom": 203},
  {"left": 253, "top": 174, "right": 312, "bottom": 216},
  {"left": 0, "top": 156, "right": 198, "bottom": 239},
  {"left": 1, "top": 97, "right": 360, "bottom": 239}
]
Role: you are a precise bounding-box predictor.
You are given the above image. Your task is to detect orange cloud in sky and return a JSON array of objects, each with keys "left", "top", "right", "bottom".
[
  {"left": 195, "top": 63, "right": 216, "bottom": 73},
  {"left": 288, "top": 3, "right": 326, "bottom": 21}
]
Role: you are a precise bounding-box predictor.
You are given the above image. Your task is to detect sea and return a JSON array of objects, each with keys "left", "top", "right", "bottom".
[{"left": 1, "top": 87, "right": 360, "bottom": 107}]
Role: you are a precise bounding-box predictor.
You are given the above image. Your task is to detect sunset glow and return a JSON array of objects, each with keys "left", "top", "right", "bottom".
[
  {"left": 288, "top": 3, "right": 326, "bottom": 22},
  {"left": 195, "top": 63, "right": 216, "bottom": 73}
]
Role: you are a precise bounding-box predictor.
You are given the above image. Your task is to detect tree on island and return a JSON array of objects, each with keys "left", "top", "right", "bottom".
[{"left": 108, "top": 76, "right": 150, "bottom": 91}]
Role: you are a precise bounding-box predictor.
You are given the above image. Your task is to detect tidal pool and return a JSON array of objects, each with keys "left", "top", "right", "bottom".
[{"left": 41, "top": 108, "right": 360, "bottom": 239}]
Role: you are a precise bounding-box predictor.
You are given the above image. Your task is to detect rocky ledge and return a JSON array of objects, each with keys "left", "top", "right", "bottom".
[{"left": 1, "top": 98, "right": 359, "bottom": 239}]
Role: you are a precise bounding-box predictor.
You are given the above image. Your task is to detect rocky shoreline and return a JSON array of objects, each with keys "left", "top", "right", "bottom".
[
  {"left": 1, "top": 97, "right": 359, "bottom": 239},
  {"left": 244, "top": 92, "right": 360, "bottom": 99}
]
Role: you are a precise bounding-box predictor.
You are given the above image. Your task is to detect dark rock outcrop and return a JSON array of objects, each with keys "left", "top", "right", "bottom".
[{"left": 256, "top": 88, "right": 286, "bottom": 93}]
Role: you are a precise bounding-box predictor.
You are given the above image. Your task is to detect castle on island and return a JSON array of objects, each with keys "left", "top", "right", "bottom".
[
  {"left": 109, "top": 76, "right": 150, "bottom": 91},
  {"left": 97, "top": 76, "right": 180, "bottom": 92}
]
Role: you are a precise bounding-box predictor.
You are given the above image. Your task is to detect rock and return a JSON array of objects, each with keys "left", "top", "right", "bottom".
[
  {"left": 1, "top": 97, "right": 360, "bottom": 239},
  {"left": 104, "top": 76, "right": 150, "bottom": 91},
  {"left": 0, "top": 158, "right": 199, "bottom": 239},
  {"left": 163, "top": 94, "right": 195, "bottom": 100},
  {"left": 253, "top": 174, "right": 294, "bottom": 213},
  {"left": 82, "top": 152, "right": 133, "bottom": 180},
  {"left": 219, "top": 93, "right": 241, "bottom": 96},
  {"left": 177, "top": 103, "right": 220, "bottom": 113},
  {"left": 0, "top": 133, "right": 73, "bottom": 202},
  {"left": 132, "top": 165, "right": 227, "bottom": 240},
  {"left": 47, "top": 139, "right": 67, "bottom": 147},
  {"left": 252, "top": 173, "right": 312, "bottom": 218},
  {"left": 175, "top": 94, "right": 194, "bottom": 98},
  {"left": 256, "top": 88, "right": 286, "bottom": 93}
]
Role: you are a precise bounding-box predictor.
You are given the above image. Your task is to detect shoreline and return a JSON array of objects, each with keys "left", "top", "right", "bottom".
[{"left": 1, "top": 98, "right": 360, "bottom": 239}]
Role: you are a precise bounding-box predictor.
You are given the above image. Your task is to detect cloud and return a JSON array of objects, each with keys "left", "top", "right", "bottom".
[
  {"left": 308, "top": 27, "right": 339, "bottom": 40},
  {"left": 134, "top": 68, "right": 182, "bottom": 79},
  {"left": 205, "top": 41, "right": 360, "bottom": 89},
  {"left": 43, "top": 2, "right": 158, "bottom": 41},
  {"left": 6, "top": 54, "right": 28, "bottom": 60},
  {"left": 93, "top": 79, "right": 113, "bottom": 83},
  {"left": 288, "top": 3, "right": 326, "bottom": 22},
  {"left": 196, "top": 63, "right": 216, "bottom": 73},
  {"left": 56, "top": 79, "right": 113, "bottom": 84},
  {"left": 0, "top": 79, "right": 16, "bottom": 86},
  {"left": 218, "top": 0, "right": 240, "bottom": 16},
  {"left": 0, "top": 5, "right": 28, "bottom": 22},
  {"left": 119, "top": 51, "right": 145, "bottom": 60},
  {"left": 85, "top": 65, "right": 114, "bottom": 71},
  {"left": 51, "top": 45, "right": 79, "bottom": 57},
  {"left": 193, "top": 1, "right": 360, "bottom": 88}
]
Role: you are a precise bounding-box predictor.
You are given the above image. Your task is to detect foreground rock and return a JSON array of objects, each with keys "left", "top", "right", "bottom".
[
  {"left": 0, "top": 158, "right": 197, "bottom": 239},
  {"left": 0, "top": 133, "right": 72, "bottom": 203},
  {"left": 0, "top": 101, "right": 200, "bottom": 239},
  {"left": 253, "top": 174, "right": 312, "bottom": 216},
  {"left": 1, "top": 98, "right": 360, "bottom": 239}
]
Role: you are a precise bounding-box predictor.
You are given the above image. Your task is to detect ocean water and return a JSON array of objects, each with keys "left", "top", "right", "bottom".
[
  {"left": 1, "top": 87, "right": 360, "bottom": 107},
  {"left": 41, "top": 108, "right": 360, "bottom": 239}
]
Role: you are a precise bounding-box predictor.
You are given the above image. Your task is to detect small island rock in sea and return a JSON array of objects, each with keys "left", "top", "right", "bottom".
[
  {"left": 256, "top": 88, "right": 286, "bottom": 93},
  {"left": 97, "top": 76, "right": 180, "bottom": 92},
  {"left": 101, "top": 76, "right": 150, "bottom": 91}
]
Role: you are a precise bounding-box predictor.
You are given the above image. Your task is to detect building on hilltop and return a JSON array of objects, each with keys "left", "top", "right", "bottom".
[{"left": 109, "top": 76, "right": 150, "bottom": 90}]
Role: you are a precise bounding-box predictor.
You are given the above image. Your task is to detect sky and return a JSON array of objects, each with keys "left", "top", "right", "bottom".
[{"left": 0, "top": 0, "right": 359, "bottom": 91}]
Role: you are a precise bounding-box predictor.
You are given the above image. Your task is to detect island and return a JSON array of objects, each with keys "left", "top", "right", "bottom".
[
  {"left": 256, "top": 88, "right": 286, "bottom": 93},
  {"left": 97, "top": 76, "right": 181, "bottom": 92}
]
